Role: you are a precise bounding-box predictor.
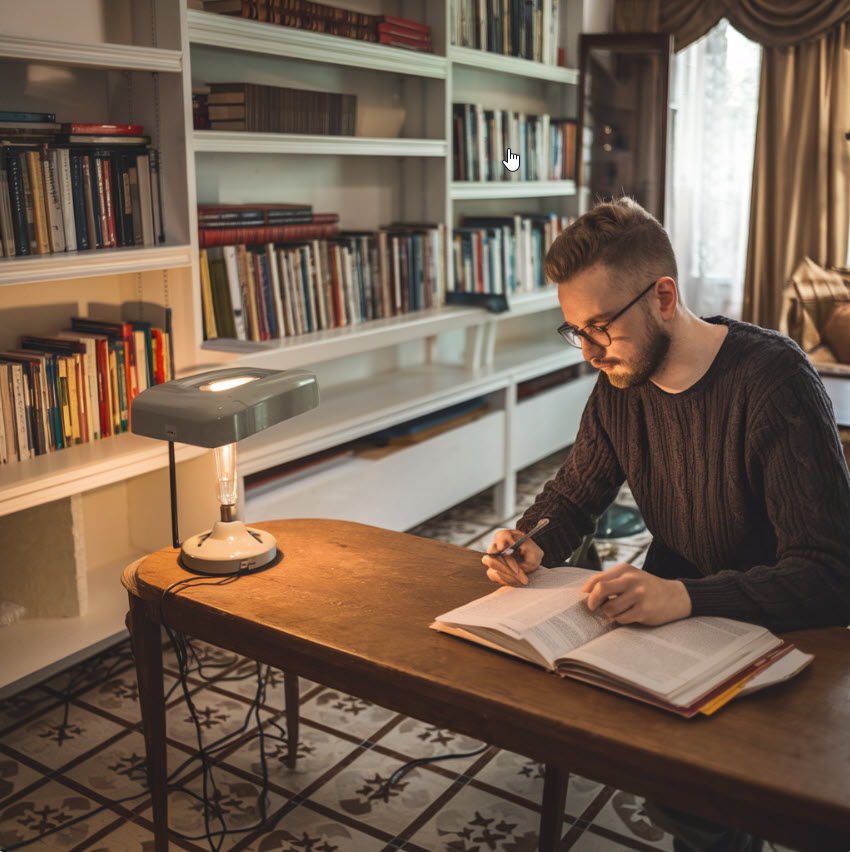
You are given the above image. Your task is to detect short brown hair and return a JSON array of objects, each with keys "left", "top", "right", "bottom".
[{"left": 545, "top": 197, "right": 678, "bottom": 291}]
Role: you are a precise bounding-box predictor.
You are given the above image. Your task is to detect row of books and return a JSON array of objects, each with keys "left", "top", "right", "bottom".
[
  {"left": 453, "top": 105, "right": 577, "bottom": 182},
  {"left": 0, "top": 315, "right": 173, "bottom": 465},
  {"left": 0, "top": 115, "right": 164, "bottom": 257},
  {"left": 452, "top": 0, "right": 563, "bottom": 65},
  {"left": 451, "top": 213, "right": 574, "bottom": 294},
  {"left": 196, "top": 0, "right": 432, "bottom": 50},
  {"left": 199, "top": 224, "right": 447, "bottom": 342},
  {"left": 194, "top": 82, "right": 356, "bottom": 135},
  {"left": 197, "top": 202, "right": 340, "bottom": 247}
]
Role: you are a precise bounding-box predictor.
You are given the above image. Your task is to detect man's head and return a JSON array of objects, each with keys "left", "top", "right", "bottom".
[{"left": 546, "top": 198, "right": 679, "bottom": 388}]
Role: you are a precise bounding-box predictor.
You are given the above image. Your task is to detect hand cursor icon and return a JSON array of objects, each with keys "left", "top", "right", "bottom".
[{"left": 502, "top": 148, "right": 520, "bottom": 172}]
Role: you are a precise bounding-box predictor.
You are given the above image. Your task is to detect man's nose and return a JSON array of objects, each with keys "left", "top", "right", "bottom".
[{"left": 581, "top": 336, "right": 605, "bottom": 361}]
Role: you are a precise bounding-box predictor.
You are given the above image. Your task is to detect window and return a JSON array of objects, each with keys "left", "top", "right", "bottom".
[{"left": 666, "top": 20, "right": 761, "bottom": 319}]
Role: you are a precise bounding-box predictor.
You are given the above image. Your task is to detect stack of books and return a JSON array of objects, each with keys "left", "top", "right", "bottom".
[
  {"left": 452, "top": 0, "right": 563, "bottom": 65},
  {"left": 0, "top": 111, "right": 164, "bottom": 258},
  {"left": 199, "top": 0, "right": 436, "bottom": 50},
  {"left": 198, "top": 223, "right": 447, "bottom": 342},
  {"left": 0, "top": 313, "right": 172, "bottom": 465},
  {"left": 453, "top": 104, "right": 577, "bottom": 182},
  {"left": 451, "top": 213, "right": 574, "bottom": 295},
  {"left": 199, "top": 0, "right": 379, "bottom": 39},
  {"left": 197, "top": 203, "right": 339, "bottom": 248},
  {"left": 203, "top": 83, "right": 356, "bottom": 135},
  {"left": 378, "top": 16, "right": 432, "bottom": 52}
]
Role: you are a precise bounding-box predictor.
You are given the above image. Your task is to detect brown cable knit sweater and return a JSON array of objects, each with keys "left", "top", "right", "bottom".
[{"left": 517, "top": 317, "right": 850, "bottom": 632}]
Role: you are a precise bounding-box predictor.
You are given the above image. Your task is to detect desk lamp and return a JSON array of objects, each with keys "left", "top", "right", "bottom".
[{"left": 131, "top": 367, "right": 318, "bottom": 574}]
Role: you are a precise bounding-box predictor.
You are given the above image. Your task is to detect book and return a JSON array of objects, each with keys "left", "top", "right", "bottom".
[
  {"left": 197, "top": 218, "right": 339, "bottom": 247},
  {"left": 431, "top": 565, "right": 814, "bottom": 718},
  {"left": 59, "top": 123, "right": 143, "bottom": 136},
  {"left": 0, "top": 111, "right": 56, "bottom": 123},
  {"left": 0, "top": 154, "right": 16, "bottom": 256}
]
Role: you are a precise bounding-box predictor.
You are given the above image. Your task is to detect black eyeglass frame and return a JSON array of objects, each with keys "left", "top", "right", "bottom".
[{"left": 556, "top": 279, "right": 659, "bottom": 348}]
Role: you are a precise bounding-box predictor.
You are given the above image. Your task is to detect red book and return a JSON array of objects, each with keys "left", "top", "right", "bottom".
[
  {"left": 60, "top": 123, "right": 144, "bottom": 136},
  {"left": 378, "top": 32, "right": 432, "bottom": 51},
  {"left": 380, "top": 15, "right": 430, "bottom": 35},
  {"left": 378, "top": 22, "right": 431, "bottom": 42},
  {"left": 198, "top": 220, "right": 340, "bottom": 248},
  {"left": 150, "top": 328, "right": 166, "bottom": 384}
]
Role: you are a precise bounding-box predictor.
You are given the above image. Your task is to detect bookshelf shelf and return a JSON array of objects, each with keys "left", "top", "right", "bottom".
[
  {"left": 202, "top": 289, "right": 562, "bottom": 371},
  {"left": 237, "top": 361, "right": 511, "bottom": 472},
  {"left": 192, "top": 131, "right": 447, "bottom": 157},
  {"left": 0, "top": 433, "right": 205, "bottom": 519},
  {"left": 187, "top": 10, "right": 448, "bottom": 79},
  {"left": 449, "top": 45, "right": 578, "bottom": 83},
  {"left": 0, "top": 553, "right": 143, "bottom": 697},
  {"left": 204, "top": 304, "right": 485, "bottom": 368},
  {"left": 0, "top": 245, "right": 194, "bottom": 288},
  {"left": 0, "top": 34, "right": 183, "bottom": 72},
  {"left": 236, "top": 341, "right": 586, "bottom": 476},
  {"left": 451, "top": 180, "right": 577, "bottom": 200}
]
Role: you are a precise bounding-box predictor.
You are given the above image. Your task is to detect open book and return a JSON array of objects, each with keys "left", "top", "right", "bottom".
[{"left": 431, "top": 566, "right": 813, "bottom": 717}]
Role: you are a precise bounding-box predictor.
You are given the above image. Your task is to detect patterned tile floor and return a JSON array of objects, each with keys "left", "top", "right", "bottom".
[{"left": 0, "top": 450, "right": 797, "bottom": 852}]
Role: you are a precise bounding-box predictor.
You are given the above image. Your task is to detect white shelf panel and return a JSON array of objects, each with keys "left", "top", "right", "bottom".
[
  {"left": 0, "top": 244, "right": 193, "bottom": 288},
  {"left": 449, "top": 45, "right": 579, "bottom": 83},
  {"left": 488, "top": 338, "right": 589, "bottom": 384},
  {"left": 193, "top": 131, "right": 446, "bottom": 157},
  {"left": 187, "top": 10, "right": 447, "bottom": 79},
  {"left": 504, "top": 288, "right": 561, "bottom": 315},
  {"left": 204, "top": 291, "right": 561, "bottom": 369},
  {"left": 0, "top": 434, "right": 206, "bottom": 519},
  {"left": 0, "top": 555, "right": 139, "bottom": 696},
  {"left": 237, "top": 363, "right": 510, "bottom": 473},
  {"left": 204, "top": 304, "right": 493, "bottom": 369},
  {"left": 451, "top": 180, "right": 577, "bottom": 200},
  {"left": 0, "top": 34, "right": 183, "bottom": 72}
]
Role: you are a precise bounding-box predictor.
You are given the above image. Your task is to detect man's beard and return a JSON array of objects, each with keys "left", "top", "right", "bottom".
[{"left": 603, "top": 323, "right": 672, "bottom": 389}]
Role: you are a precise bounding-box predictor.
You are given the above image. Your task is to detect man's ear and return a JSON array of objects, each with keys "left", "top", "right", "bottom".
[{"left": 655, "top": 277, "right": 678, "bottom": 318}]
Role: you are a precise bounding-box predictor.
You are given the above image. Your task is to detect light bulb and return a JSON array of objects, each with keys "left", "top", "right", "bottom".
[{"left": 214, "top": 442, "right": 238, "bottom": 507}]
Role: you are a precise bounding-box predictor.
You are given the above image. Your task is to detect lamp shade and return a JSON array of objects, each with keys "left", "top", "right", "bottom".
[{"left": 130, "top": 367, "right": 319, "bottom": 448}]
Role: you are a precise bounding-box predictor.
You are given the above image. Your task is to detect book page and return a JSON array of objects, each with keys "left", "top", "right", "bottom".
[
  {"left": 435, "top": 566, "right": 614, "bottom": 667},
  {"left": 562, "top": 616, "right": 776, "bottom": 701}
]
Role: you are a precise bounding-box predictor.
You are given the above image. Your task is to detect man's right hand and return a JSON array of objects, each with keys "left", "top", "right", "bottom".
[{"left": 482, "top": 529, "right": 544, "bottom": 586}]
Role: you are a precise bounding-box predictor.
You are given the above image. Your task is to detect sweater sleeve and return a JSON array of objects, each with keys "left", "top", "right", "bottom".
[
  {"left": 517, "top": 377, "right": 626, "bottom": 566},
  {"left": 681, "top": 364, "right": 850, "bottom": 631}
]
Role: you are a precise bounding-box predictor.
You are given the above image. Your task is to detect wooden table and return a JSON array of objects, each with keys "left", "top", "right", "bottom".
[{"left": 123, "top": 519, "right": 850, "bottom": 852}]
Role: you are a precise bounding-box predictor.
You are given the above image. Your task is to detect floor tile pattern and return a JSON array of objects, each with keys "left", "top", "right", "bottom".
[{"left": 0, "top": 449, "right": 799, "bottom": 852}]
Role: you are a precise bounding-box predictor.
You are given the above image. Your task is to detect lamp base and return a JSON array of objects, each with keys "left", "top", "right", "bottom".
[{"left": 180, "top": 520, "right": 277, "bottom": 575}]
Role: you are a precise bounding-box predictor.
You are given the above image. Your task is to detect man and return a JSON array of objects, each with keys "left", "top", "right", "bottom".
[{"left": 481, "top": 197, "right": 850, "bottom": 852}]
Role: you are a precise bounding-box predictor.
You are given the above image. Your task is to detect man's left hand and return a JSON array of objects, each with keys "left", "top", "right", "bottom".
[{"left": 581, "top": 563, "right": 692, "bottom": 626}]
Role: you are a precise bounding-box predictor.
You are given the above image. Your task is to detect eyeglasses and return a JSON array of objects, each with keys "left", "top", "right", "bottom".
[{"left": 556, "top": 279, "right": 658, "bottom": 348}]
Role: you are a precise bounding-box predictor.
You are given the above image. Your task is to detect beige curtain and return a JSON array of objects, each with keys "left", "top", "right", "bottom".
[
  {"left": 744, "top": 22, "right": 850, "bottom": 328},
  {"left": 614, "top": 0, "right": 850, "bottom": 329}
]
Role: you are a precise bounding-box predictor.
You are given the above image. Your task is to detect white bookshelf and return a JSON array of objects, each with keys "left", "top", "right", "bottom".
[{"left": 0, "top": 0, "right": 593, "bottom": 694}]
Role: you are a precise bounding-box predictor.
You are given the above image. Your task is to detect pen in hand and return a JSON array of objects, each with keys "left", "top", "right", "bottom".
[{"left": 497, "top": 517, "right": 550, "bottom": 557}]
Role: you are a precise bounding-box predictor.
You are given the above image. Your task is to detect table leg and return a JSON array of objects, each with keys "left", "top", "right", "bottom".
[
  {"left": 284, "top": 672, "right": 300, "bottom": 769},
  {"left": 539, "top": 764, "right": 569, "bottom": 852},
  {"left": 127, "top": 594, "right": 169, "bottom": 852}
]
